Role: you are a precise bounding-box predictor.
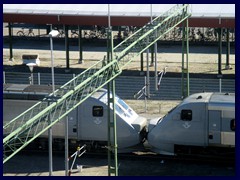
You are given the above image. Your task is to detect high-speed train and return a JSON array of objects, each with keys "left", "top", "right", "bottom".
[
  {"left": 3, "top": 84, "right": 235, "bottom": 155},
  {"left": 147, "top": 92, "right": 235, "bottom": 155},
  {"left": 3, "top": 85, "right": 147, "bottom": 152}
]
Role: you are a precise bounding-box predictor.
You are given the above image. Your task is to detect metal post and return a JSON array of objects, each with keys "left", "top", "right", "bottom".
[
  {"left": 226, "top": 28, "right": 230, "bottom": 69},
  {"left": 31, "top": 72, "right": 34, "bottom": 85},
  {"left": 38, "top": 72, "right": 41, "bottom": 85},
  {"left": 78, "top": 25, "right": 83, "bottom": 64},
  {"left": 140, "top": 53, "right": 144, "bottom": 73},
  {"left": 107, "top": 5, "right": 111, "bottom": 176},
  {"left": 181, "top": 6, "right": 189, "bottom": 98},
  {"left": 219, "top": 78, "right": 222, "bottom": 93},
  {"left": 8, "top": 22, "right": 14, "bottom": 61},
  {"left": 181, "top": 19, "right": 186, "bottom": 98},
  {"left": 65, "top": 115, "right": 69, "bottom": 176},
  {"left": 144, "top": 76, "right": 147, "bottom": 112},
  {"left": 107, "top": 4, "right": 118, "bottom": 176},
  {"left": 154, "top": 33, "right": 158, "bottom": 91},
  {"left": 3, "top": 71, "right": 6, "bottom": 84},
  {"left": 49, "top": 27, "right": 55, "bottom": 176},
  {"left": 218, "top": 28, "right": 222, "bottom": 75},
  {"left": 50, "top": 35, "right": 55, "bottom": 95},
  {"left": 48, "top": 102, "right": 53, "bottom": 176},
  {"left": 65, "top": 25, "right": 70, "bottom": 71},
  {"left": 151, "top": 45, "right": 154, "bottom": 66},
  {"left": 146, "top": 39, "right": 150, "bottom": 98},
  {"left": 186, "top": 17, "right": 189, "bottom": 96}
]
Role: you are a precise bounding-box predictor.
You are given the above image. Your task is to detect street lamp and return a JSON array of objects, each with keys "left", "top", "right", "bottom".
[
  {"left": 48, "top": 29, "right": 59, "bottom": 176},
  {"left": 26, "top": 62, "right": 37, "bottom": 85},
  {"left": 49, "top": 30, "right": 59, "bottom": 96}
]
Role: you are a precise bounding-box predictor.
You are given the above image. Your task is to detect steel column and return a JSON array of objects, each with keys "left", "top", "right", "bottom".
[
  {"left": 218, "top": 28, "right": 222, "bottom": 75},
  {"left": 151, "top": 45, "right": 154, "bottom": 66},
  {"left": 140, "top": 52, "right": 144, "bottom": 72},
  {"left": 8, "top": 22, "right": 14, "bottom": 61},
  {"left": 65, "top": 115, "right": 69, "bottom": 176},
  {"left": 154, "top": 32, "right": 158, "bottom": 91},
  {"left": 78, "top": 26, "right": 83, "bottom": 64},
  {"left": 48, "top": 102, "right": 53, "bottom": 176},
  {"left": 107, "top": 5, "right": 118, "bottom": 176},
  {"left": 181, "top": 7, "right": 190, "bottom": 98},
  {"left": 226, "top": 28, "right": 230, "bottom": 69},
  {"left": 181, "top": 20, "right": 186, "bottom": 98},
  {"left": 146, "top": 45, "right": 150, "bottom": 98},
  {"left": 107, "top": 30, "right": 118, "bottom": 176},
  {"left": 186, "top": 17, "right": 189, "bottom": 96},
  {"left": 65, "top": 25, "right": 70, "bottom": 70}
]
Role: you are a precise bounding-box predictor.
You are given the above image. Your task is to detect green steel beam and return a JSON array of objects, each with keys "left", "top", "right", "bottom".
[
  {"left": 4, "top": 59, "right": 121, "bottom": 163},
  {"left": 3, "top": 4, "right": 191, "bottom": 164},
  {"left": 113, "top": 4, "right": 190, "bottom": 69}
]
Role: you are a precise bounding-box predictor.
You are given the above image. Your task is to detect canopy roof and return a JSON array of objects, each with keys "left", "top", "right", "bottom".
[{"left": 3, "top": 4, "right": 235, "bottom": 28}]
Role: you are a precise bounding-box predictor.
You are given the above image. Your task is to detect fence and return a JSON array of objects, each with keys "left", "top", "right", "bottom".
[{"left": 3, "top": 71, "right": 235, "bottom": 100}]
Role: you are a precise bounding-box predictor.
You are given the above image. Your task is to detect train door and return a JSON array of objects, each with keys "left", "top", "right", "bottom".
[{"left": 208, "top": 110, "right": 221, "bottom": 145}]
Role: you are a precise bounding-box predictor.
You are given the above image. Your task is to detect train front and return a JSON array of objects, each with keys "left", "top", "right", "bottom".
[{"left": 99, "top": 89, "right": 147, "bottom": 151}]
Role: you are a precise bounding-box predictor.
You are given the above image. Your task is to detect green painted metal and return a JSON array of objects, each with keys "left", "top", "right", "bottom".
[
  {"left": 113, "top": 4, "right": 190, "bottom": 69},
  {"left": 107, "top": 29, "right": 118, "bottom": 176},
  {"left": 3, "top": 58, "right": 121, "bottom": 163},
  {"left": 3, "top": 4, "right": 191, "bottom": 164},
  {"left": 181, "top": 5, "right": 190, "bottom": 98}
]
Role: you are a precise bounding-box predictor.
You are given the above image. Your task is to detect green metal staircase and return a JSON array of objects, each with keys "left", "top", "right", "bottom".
[{"left": 3, "top": 4, "right": 191, "bottom": 164}]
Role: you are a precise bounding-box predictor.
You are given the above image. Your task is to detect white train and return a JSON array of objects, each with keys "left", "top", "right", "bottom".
[
  {"left": 3, "top": 88, "right": 147, "bottom": 152},
  {"left": 148, "top": 92, "right": 235, "bottom": 155},
  {"left": 3, "top": 85, "right": 235, "bottom": 155}
]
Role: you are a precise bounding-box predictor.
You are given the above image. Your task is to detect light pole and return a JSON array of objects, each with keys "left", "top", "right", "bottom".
[
  {"left": 26, "top": 63, "right": 36, "bottom": 85},
  {"left": 48, "top": 29, "right": 59, "bottom": 176},
  {"left": 49, "top": 30, "right": 59, "bottom": 96}
]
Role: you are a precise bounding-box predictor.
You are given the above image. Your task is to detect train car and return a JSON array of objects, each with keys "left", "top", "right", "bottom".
[
  {"left": 3, "top": 85, "right": 147, "bottom": 152},
  {"left": 147, "top": 92, "right": 235, "bottom": 156}
]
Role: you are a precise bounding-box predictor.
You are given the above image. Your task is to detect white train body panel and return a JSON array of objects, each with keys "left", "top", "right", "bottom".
[
  {"left": 3, "top": 89, "right": 147, "bottom": 150},
  {"left": 67, "top": 89, "right": 147, "bottom": 149},
  {"left": 147, "top": 92, "right": 235, "bottom": 155}
]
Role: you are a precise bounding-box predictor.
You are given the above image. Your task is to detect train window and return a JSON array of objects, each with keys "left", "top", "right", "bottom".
[
  {"left": 181, "top": 110, "right": 192, "bottom": 121},
  {"left": 93, "top": 106, "right": 103, "bottom": 117},
  {"left": 230, "top": 119, "right": 235, "bottom": 131}
]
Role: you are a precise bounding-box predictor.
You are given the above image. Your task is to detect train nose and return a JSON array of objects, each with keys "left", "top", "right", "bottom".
[
  {"left": 131, "top": 116, "right": 147, "bottom": 132},
  {"left": 147, "top": 117, "right": 161, "bottom": 133}
]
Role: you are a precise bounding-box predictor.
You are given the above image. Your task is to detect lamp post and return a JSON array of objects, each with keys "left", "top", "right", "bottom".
[
  {"left": 48, "top": 29, "right": 59, "bottom": 176},
  {"left": 49, "top": 30, "right": 59, "bottom": 96},
  {"left": 26, "top": 63, "right": 36, "bottom": 85}
]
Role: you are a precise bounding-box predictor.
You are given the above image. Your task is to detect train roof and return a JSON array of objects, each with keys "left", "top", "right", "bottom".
[{"left": 181, "top": 92, "right": 235, "bottom": 105}]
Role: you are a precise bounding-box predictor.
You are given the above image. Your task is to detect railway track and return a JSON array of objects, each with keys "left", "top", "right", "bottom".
[{"left": 15, "top": 145, "right": 235, "bottom": 167}]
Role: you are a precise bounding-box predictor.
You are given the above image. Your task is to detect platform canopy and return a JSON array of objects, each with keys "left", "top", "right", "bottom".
[{"left": 3, "top": 4, "right": 235, "bottom": 28}]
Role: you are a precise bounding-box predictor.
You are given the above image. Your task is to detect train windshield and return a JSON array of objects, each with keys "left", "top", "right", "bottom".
[{"left": 115, "top": 96, "right": 138, "bottom": 123}]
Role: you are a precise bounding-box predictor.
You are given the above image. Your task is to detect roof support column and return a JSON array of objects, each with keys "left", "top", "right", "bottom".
[
  {"left": 226, "top": 28, "right": 230, "bottom": 69},
  {"left": 218, "top": 28, "right": 222, "bottom": 75},
  {"left": 8, "top": 22, "right": 14, "bottom": 61},
  {"left": 78, "top": 26, "right": 83, "bottom": 64},
  {"left": 65, "top": 25, "right": 70, "bottom": 71}
]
